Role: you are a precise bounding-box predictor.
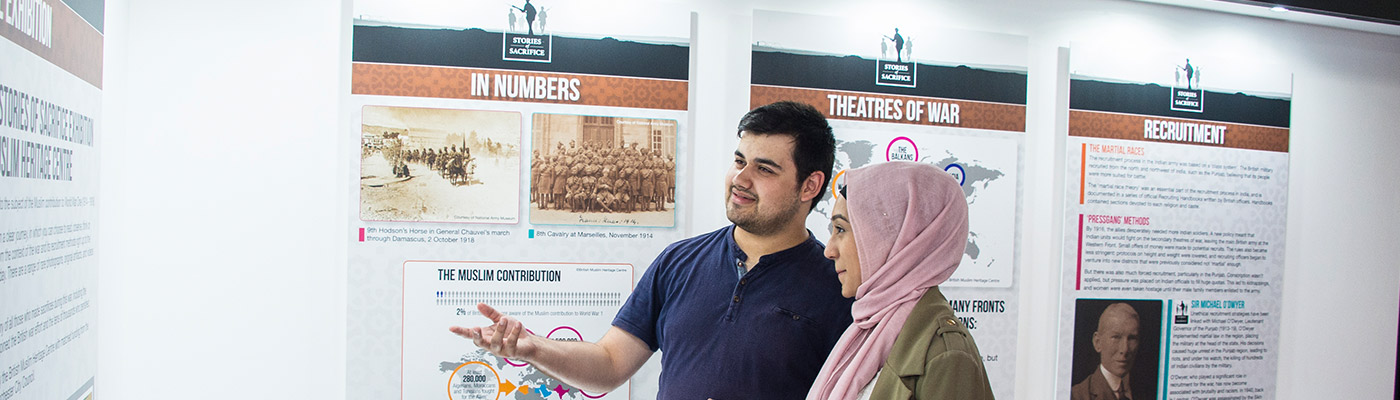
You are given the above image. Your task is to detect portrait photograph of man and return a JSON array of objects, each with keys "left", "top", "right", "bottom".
[{"left": 1070, "top": 299, "right": 1162, "bottom": 400}]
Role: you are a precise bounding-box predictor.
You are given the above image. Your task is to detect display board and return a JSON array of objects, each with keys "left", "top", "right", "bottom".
[
  {"left": 1056, "top": 54, "right": 1292, "bottom": 400},
  {"left": 0, "top": 1, "right": 102, "bottom": 400},
  {"left": 345, "top": 2, "right": 692, "bottom": 399},
  {"left": 750, "top": 10, "right": 1026, "bottom": 399}
]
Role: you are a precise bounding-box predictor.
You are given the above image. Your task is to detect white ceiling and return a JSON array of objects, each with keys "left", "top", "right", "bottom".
[{"left": 1134, "top": 0, "right": 1400, "bottom": 36}]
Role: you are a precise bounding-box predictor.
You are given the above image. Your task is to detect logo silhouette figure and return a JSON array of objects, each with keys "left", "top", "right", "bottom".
[
  {"left": 884, "top": 28, "right": 905, "bottom": 62},
  {"left": 537, "top": 7, "right": 548, "bottom": 33},
  {"left": 1184, "top": 59, "right": 1195, "bottom": 89},
  {"left": 512, "top": 0, "right": 539, "bottom": 35},
  {"left": 1176, "top": 58, "right": 1199, "bottom": 90}
]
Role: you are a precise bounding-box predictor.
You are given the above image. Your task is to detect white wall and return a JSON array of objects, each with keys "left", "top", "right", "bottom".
[
  {"left": 98, "top": 0, "right": 344, "bottom": 398},
  {"left": 98, "top": 0, "right": 1399, "bottom": 399}
]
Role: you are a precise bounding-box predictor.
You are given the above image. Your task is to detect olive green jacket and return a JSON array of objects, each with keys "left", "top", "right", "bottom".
[{"left": 868, "top": 287, "right": 995, "bottom": 400}]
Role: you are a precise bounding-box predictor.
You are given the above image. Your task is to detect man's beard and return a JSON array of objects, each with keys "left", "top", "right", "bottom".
[{"left": 726, "top": 185, "right": 802, "bottom": 236}]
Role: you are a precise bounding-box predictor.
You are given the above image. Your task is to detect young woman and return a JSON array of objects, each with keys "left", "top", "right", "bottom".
[{"left": 807, "top": 161, "right": 994, "bottom": 400}]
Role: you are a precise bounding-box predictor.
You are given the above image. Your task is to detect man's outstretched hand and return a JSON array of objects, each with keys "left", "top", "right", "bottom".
[{"left": 449, "top": 303, "right": 539, "bottom": 361}]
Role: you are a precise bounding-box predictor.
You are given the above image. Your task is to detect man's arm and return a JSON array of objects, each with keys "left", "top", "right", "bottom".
[{"left": 449, "top": 303, "right": 653, "bottom": 393}]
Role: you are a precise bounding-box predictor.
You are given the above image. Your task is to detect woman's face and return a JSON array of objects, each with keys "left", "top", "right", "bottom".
[{"left": 824, "top": 195, "right": 861, "bottom": 298}]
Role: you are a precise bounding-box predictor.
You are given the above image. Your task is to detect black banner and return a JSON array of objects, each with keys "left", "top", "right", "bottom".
[
  {"left": 1070, "top": 79, "right": 1291, "bottom": 128},
  {"left": 353, "top": 25, "right": 688, "bottom": 81},
  {"left": 750, "top": 49, "right": 1026, "bottom": 105}
]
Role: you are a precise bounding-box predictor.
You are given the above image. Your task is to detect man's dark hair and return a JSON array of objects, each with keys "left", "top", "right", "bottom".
[{"left": 735, "top": 101, "right": 835, "bottom": 212}]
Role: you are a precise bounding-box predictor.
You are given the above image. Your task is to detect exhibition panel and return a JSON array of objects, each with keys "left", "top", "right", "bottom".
[{"left": 0, "top": 1, "right": 101, "bottom": 399}]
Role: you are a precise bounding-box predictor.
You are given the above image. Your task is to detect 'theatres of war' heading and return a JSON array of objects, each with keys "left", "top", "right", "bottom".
[{"left": 825, "top": 94, "right": 961, "bottom": 124}]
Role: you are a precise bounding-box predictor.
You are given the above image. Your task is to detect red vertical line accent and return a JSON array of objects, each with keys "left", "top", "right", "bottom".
[
  {"left": 1076, "top": 214, "right": 1085, "bottom": 290},
  {"left": 1079, "top": 143, "right": 1087, "bottom": 205},
  {"left": 359, "top": 228, "right": 365, "bottom": 242}
]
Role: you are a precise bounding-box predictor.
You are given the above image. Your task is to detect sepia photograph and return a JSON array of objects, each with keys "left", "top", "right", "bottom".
[
  {"left": 529, "top": 113, "right": 677, "bottom": 227},
  {"left": 360, "top": 106, "right": 521, "bottom": 223},
  {"left": 1070, "top": 299, "right": 1162, "bottom": 400}
]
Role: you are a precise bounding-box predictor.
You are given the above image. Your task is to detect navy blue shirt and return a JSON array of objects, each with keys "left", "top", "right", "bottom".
[{"left": 613, "top": 225, "right": 853, "bottom": 400}]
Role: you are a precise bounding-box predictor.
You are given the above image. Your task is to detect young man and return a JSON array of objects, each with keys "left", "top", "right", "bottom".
[{"left": 451, "top": 101, "right": 852, "bottom": 399}]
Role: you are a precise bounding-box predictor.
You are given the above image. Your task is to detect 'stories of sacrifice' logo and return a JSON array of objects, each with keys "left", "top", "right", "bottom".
[
  {"left": 1170, "top": 58, "right": 1203, "bottom": 113},
  {"left": 503, "top": 0, "right": 552, "bottom": 63},
  {"left": 876, "top": 28, "right": 915, "bottom": 88},
  {"left": 1174, "top": 300, "right": 1190, "bottom": 325}
]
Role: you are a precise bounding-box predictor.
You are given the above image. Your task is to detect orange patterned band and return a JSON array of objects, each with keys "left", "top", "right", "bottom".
[
  {"left": 353, "top": 63, "right": 688, "bottom": 110},
  {"left": 1069, "top": 110, "right": 1289, "bottom": 153},
  {"left": 750, "top": 85, "right": 1025, "bottom": 132}
]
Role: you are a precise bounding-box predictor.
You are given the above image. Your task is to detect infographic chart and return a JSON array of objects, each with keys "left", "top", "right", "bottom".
[{"left": 403, "top": 261, "right": 633, "bottom": 400}]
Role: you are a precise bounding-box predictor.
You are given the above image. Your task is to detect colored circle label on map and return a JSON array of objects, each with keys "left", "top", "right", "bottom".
[
  {"left": 886, "top": 137, "right": 918, "bottom": 162},
  {"left": 944, "top": 163, "right": 966, "bottom": 186},
  {"left": 448, "top": 361, "right": 502, "bottom": 400}
]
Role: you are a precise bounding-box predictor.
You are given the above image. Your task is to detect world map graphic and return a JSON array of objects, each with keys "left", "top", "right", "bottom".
[
  {"left": 440, "top": 349, "right": 611, "bottom": 400},
  {"left": 812, "top": 139, "right": 1007, "bottom": 270}
]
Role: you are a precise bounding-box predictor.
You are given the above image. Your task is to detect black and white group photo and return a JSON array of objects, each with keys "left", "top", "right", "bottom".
[
  {"left": 529, "top": 113, "right": 677, "bottom": 227},
  {"left": 360, "top": 106, "right": 522, "bottom": 223}
]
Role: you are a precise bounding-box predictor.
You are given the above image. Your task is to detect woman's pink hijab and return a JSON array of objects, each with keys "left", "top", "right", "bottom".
[{"left": 806, "top": 161, "right": 969, "bottom": 400}]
